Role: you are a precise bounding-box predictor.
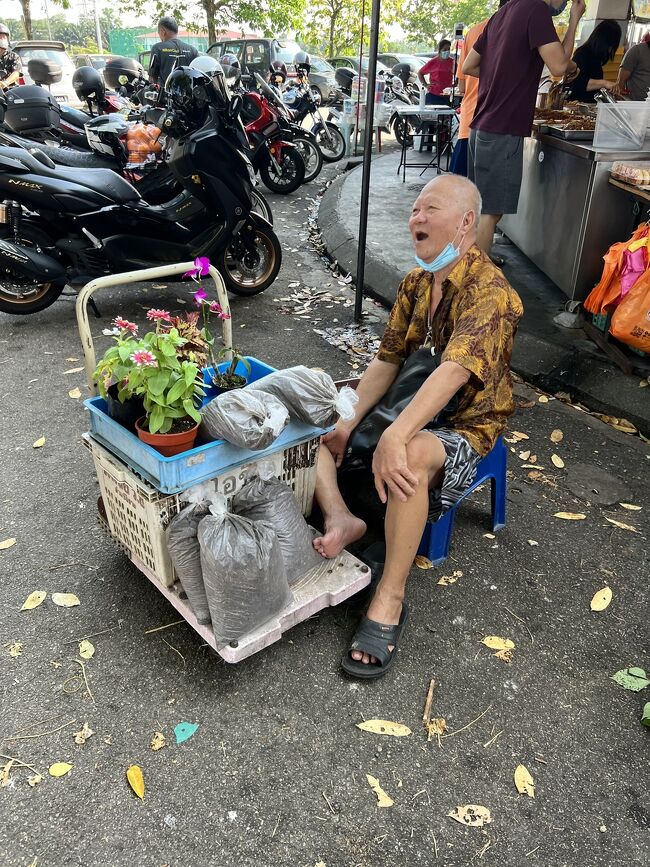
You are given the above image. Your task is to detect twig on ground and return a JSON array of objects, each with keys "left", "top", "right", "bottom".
[
  {"left": 432, "top": 832, "right": 438, "bottom": 859},
  {"left": 144, "top": 619, "right": 185, "bottom": 635},
  {"left": 72, "top": 659, "right": 95, "bottom": 705},
  {"left": 161, "top": 637, "right": 186, "bottom": 667},
  {"left": 4, "top": 719, "right": 77, "bottom": 742},
  {"left": 534, "top": 756, "right": 547, "bottom": 764},
  {"left": 0, "top": 753, "right": 41, "bottom": 775},
  {"left": 441, "top": 705, "right": 492, "bottom": 739},
  {"left": 423, "top": 679, "right": 436, "bottom": 724},
  {"left": 525, "top": 846, "right": 540, "bottom": 857},
  {"left": 271, "top": 815, "right": 280, "bottom": 839},
  {"left": 62, "top": 627, "right": 116, "bottom": 645},
  {"left": 502, "top": 606, "right": 534, "bottom": 643},
  {"left": 322, "top": 791, "right": 336, "bottom": 815},
  {"left": 483, "top": 729, "right": 504, "bottom": 748},
  {"left": 411, "top": 789, "right": 427, "bottom": 803},
  {"left": 9, "top": 713, "right": 70, "bottom": 737},
  {"left": 49, "top": 561, "right": 97, "bottom": 571}
]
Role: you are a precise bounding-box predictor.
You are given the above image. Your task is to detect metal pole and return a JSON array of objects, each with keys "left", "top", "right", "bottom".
[
  {"left": 354, "top": 0, "right": 367, "bottom": 157},
  {"left": 43, "top": 0, "right": 53, "bottom": 39},
  {"left": 93, "top": 0, "right": 103, "bottom": 53},
  {"left": 354, "top": 0, "right": 381, "bottom": 322}
]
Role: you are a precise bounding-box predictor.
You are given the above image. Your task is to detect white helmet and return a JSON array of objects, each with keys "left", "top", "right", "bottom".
[{"left": 189, "top": 56, "right": 224, "bottom": 77}]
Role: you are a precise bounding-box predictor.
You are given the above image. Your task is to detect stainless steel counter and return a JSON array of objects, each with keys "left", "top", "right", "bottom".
[{"left": 499, "top": 133, "right": 650, "bottom": 301}]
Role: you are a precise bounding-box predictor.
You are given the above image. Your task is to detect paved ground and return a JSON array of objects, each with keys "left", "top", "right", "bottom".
[{"left": 0, "top": 156, "right": 649, "bottom": 867}]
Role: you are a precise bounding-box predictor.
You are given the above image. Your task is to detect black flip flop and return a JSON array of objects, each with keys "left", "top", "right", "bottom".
[{"left": 341, "top": 603, "right": 409, "bottom": 680}]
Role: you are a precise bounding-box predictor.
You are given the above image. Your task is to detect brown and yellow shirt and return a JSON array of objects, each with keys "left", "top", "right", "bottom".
[{"left": 377, "top": 245, "right": 523, "bottom": 456}]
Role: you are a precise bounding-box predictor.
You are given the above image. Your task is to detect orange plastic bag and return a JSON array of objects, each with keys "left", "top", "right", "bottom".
[
  {"left": 126, "top": 124, "right": 162, "bottom": 167},
  {"left": 584, "top": 223, "right": 649, "bottom": 315},
  {"left": 609, "top": 269, "right": 650, "bottom": 352}
]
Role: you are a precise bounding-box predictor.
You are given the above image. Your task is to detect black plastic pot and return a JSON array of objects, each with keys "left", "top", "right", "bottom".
[{"left": 106, "top": 384, "right": 145, "bottom": 431}]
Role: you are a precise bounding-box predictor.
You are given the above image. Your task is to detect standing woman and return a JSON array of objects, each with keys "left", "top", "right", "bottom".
[
  {"left": 566, "top": 20, "right": 621, "bottom": 103},
  {"left": 418, "top": 39, "right": 454, "bottom": 106}
]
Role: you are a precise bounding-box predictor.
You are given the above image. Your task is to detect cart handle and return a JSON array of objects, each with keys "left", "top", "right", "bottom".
[{"left": 75, "top": 262, "right": 233, "bottom": 395}]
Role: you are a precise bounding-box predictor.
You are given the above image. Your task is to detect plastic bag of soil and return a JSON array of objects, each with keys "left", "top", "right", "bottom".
[
  {"left": 165, "top": 482, "right": 214, "bottom": 624},
  {"left": 252, "top": 366, "right": 358, "bottom": 427},
  {"left": 198, "top": 495, "right": 292, "bottom": 644},
  {"left": 232, "top": 462, "right": 321, "bottom": 585},
  {"left": 200, "top": 387, "right": 289, "bottom": 450}
]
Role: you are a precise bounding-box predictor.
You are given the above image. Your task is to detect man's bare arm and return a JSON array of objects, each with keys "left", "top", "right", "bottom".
[
  {"left": 538, "top": 0, "right": 585, "bottom": 77},
  {"left": 462, "top": 48, "right": 481, "bottom": 78}
]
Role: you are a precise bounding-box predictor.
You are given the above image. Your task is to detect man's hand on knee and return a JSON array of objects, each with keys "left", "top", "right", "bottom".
[
  {"left": 322, "top": 422, "right": 353, "bottom": 468},
  {"left": 372, "top": 429, "right": 419, "bottom": 504}
]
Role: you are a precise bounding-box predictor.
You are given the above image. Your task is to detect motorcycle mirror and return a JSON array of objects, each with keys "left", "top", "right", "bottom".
[{"left": 229, "top": 94, "right": 243, "bottom": 118}]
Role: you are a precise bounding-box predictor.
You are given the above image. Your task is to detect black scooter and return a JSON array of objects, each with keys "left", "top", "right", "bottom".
[{"left": 0, "top": 68, "right": 281, "bottom": 315}]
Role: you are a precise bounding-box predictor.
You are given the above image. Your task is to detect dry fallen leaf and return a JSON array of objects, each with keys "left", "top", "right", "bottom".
[
  {"left": 414, "top": 555, "right": 433, "bottom": 569},
  {"left": 68, "top": 387, "right": 82, "bottom": 400},
  {"left": 494, "top": 648, "right": 514, "bottom": 662},
  {"left": 63, "top": 366, "right": 84, "bottom": 374},
  {"left": 425, "top": 718, "right": 448, "bottom": 741},
  {"left": 52, "top": 592, "right": 80, "bottom": 608},
  {"left": 66, "top": 357, "right": 80, "bottom": 362},
  {"left": 590, "top": 587, "right": 613, "bottom": 612},
  {"left": 150, "top": 731, "right": 166, "bottom": 751},
  {"left": 521, "top": 463, "right": 545, "bottom": 469},
  {"left": 48, "top": 762, "right": 73, "bottom": 778},
  {"left": 0, "top": 538, "right": 17, "bottom": 551},
  {"left": 527, "top": 539, "right": 539, "bottom": 546},
  {"left": 481, "top": 636, "right": 515, "bottom": 652},
  {"left": 538, "top": 395, "right": 549, "bottom": 403},
  {"left": 619, "top": 503, "right": 642, "bottom": 511},
  {"left": 9, "top": 642, "right": 23, "bottom": 658},
  {"left": 0, "top": 759, "right": 14, "bottom": 787},
  {"left": 21, "top": 591, "right": 46, "bottom": 611},
  {"left": 510, "top": 431, "right": 529, "bottom": 441},
  {"left": 483, "top": 533, "right": 496, "bottom": 539},
  {"left": 554, "top": 512, "right": 586, "bottom": 521},
  {"left": 550, "top": 429, "right": 564, "bottom": 443},
  {"left": 611, "top": 418, "right": 637, "bottom": 434},
  {"left": 514, "top": 764, "right": 535, "bottom": 798},
  {"left": 448, "top": 804, "right": 492, "bottom": 828},
  {"left": 605, "top": 518, "right": 639, "bottom": 533},
  {"left": 366, "top": 774, "right": 394, "bottom": 807},
  {"left": 437, "top": 570, "right": 463, "bottom": 586},
  {"left": 78, "top": 640, "right": 95, "bottom": 659},
  {"left": 551, "top": 454, "right": 565, "bottom": 469},
  {"left": 32, "top": 437, "right": 46, "bottom": 449},
  {"left": 127, "top": 765, "right": 145, "bottom": 800},
  {"left": 73, "top": 722, "right": 94, "bottom": 745},
  {"left": 518, "top": 449, "right": 531, "bottom": 461},
  {"left": 356, "top": 720, "right": 412, "bottom": 737},
  {"left": 27, "top": 774, "right": 43, "bottom": 787}
]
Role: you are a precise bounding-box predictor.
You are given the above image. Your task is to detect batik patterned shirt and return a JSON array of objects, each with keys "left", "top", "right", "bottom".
[
  {"left": 0, "top": 49, "right": 22, "bottom": 84},
  {"left": 377, "top": 245, "right": 524, "bottom": 455}
]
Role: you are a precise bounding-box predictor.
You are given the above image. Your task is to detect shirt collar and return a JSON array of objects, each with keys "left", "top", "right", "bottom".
[{"left": 445, "top": 244, "right": 483, "bottom": 291}]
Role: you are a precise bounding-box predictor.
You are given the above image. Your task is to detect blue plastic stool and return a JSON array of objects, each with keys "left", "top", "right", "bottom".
[{"left": 417, "top": 436, "right": 507, "bottom": 566}]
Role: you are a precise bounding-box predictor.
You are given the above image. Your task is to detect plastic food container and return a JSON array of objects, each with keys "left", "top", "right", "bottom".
[{"left": 593, "top": 102, "right": 650, "bottom": 150}]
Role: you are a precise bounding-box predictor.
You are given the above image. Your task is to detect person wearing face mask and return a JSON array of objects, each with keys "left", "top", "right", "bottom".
[
  {"left": 417, "top": 39, "right": 454, "bottom": 106},
  {"left": 312, "top": 174, "right": 523, "bottom": 679},
  {"left": 0, "top": 23, "right": 22, "bottom": 91},
  {"left": 462, "top": 0, "right": 586, "bottom": 258}
]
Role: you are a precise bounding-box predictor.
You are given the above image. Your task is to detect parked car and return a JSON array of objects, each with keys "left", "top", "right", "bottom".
[
  {"left": 74, "top": 53, "right": 121, "bottom": 71},
  {"left": 308, "top": 56, "right": 341, "bottom": 104},
  {"left": 207, "top": 38, "right": 303, "bottom": 82},
  {"left": 13, "top": 40, "right": 82, "bottom": 106},
  {"left": 328, "top": 56, "right": 390, "bottom": 76}
]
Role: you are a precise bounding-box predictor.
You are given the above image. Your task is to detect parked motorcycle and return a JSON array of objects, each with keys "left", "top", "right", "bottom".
[
  {"left": 0, "top": 65, "right": 282, "bottom": 314},
  {"left": 279, "top": 72, "right": 345, "bottom": 163}
]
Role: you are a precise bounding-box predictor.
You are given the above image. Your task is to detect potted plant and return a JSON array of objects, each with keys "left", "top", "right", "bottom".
[
  {"left": 93, "top": 316, "right": 145, "bottom": 429},
  {"left": 212, "top": 346, "right": 252, "bottom": 393}
]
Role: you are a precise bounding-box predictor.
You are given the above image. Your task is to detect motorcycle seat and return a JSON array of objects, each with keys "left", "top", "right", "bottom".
[{"left": 0, "top": 145, "right": 140, "bottom": 203}]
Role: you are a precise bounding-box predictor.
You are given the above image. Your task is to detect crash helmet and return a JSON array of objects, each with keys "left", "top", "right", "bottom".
[
  {"left": 165, "top": 66, "right": 215, "bottom": 129},
  {"left": 221, "top": 52, "right": 240, "bottom": 69},
  {"left": 391, "top": 62, "right": 412, "bottom": 88},
  {"left": 85, "top": 113, "right": 129, "bottom": 159},
  {"left": 189, "top": 55, "right": 222, "bottom": 76},
  {"left": 219, "top": 54, "right": 241, "bottom": 89},
  {"left": 0, "top": 22, "right": 10, "bottom": 38},
  {"left": 103, "top": 56, "right": 143, "bottom": 93},
  {"left": 269, "top": 60, "right": 288, "bottom": 84},
  {"left": 293, "top": 51, "right": 311, "bottom": 75},
  {"left": 72, "top": 65, "right": 106, "bottom": 102}
]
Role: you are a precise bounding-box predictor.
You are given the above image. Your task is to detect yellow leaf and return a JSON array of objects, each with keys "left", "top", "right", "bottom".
[
  {"left": 590, "top": 587, "right": 612, "bottom": 612},
  {"left": 619, "top": 503, "right": 642, "bottom": 511},
  {"left": 518, "top": 449, "right": 531, "bottom": 461},
  {"left": 73, "top": 722, "right": 94, "bottom": 745},
  {"left": 527, "top": 539, "right": 538, "bottom": 546},
  {"left": 447, "top": 804, "right": 492, "bottom": 827},
  {"left": 127, "top": 764, "right": 145, "bottom": 799},
  {"left": 483, "top": 533, "right": 495, "bottom": 539},
  {"left": 52, "top": 592, "right": 80, "bottom": 607},
  {"left": 481, "top": 636, "right": 515, "bottom": 652},
  {"left": 550, "top": 429, "right": 564, "bottom": 443},
  {"left": 9, "top": 642, "right": 23, "bottom": 658},
  {"left": 414, "top": 555, "right": 433, "bottom": 569},
  {"left": 48, "top": 762, "right": 73, "bottom": 778},
  {"left": 437, "top": 569, "right": 463, "bottom": 586},
  {"left": 68, "top": 387, "right": 82, "bottom": 400},
  {"left": 78, "top": 639, "right": 95, "bottom": 659},
  {"left": 27, "top": 774, "right": 43, "bottom": 787},
  {"left": 0, "top": 538, "right": 16, "bottom": 550},
  {"left": 366, "top": 774, "right": 394, "bottom": 807},
  {"left": 521, "top": 463, "right": 544, "bottom": 469},
  {"left": 0, "top": 759, "right": 14, "bottom": 787},
  {"left": 605, "top": 518, "right": 639, "bottom": 533},
  {"left": 63, "top": 366, "right": 85, "bottom": 374},
  {"left": 640, "top": 379, "right": 649, "bottom": 388},
  {"left": 551, "top": 454, "right": 565, "bottom": 469},
  {"left": 510, "top": 431, "right": 529, "bottom": 440},
  {"left": 150, "top": 731, "right": 166, "bottom": 751},
  {"left": 32, "top": 437, "right": 46, "bottom": 448},
  {"left": 21, "top": 591, "right": 46, "bottom": 611},
  {"left": 356, "top": 720, "right": 412, "bottom": 737},
  {"left": 514, "top": 764, "right": 535, "bottom": 797},
  {"left": 554, "top": 512, "right": 586, "bottom": 520},
  {"left": 612, "top": 418, "right": 637, "bottom": 434},
  {"left": 538, "top": 395, "right": 549, "bottom": 403}
]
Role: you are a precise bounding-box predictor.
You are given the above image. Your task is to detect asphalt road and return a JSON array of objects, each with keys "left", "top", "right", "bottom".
[{"left": 0, "top": 156, "right": 649, "bottom": 867}]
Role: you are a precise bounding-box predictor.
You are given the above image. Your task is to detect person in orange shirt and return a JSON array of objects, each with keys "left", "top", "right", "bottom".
[{"left": 450, "top": 0, "right": 510, "bottom": 177}]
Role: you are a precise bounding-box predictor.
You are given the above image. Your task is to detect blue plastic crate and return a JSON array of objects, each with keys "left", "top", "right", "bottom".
[{"left": 84, "top": 356, "right": 330, "bottom": 494}]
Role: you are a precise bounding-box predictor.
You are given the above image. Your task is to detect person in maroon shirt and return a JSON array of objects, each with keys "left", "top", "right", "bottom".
[
  {"left": 418, "top": 39, "right": 454, "bottom": 105},
  {"left": 462, "top": 0, "right": 585, "bottom": 256}
]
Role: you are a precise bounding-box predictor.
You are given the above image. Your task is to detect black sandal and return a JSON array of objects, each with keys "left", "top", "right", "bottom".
[{"left": 341, "top": 603, "right": 409, "bottom": 680}]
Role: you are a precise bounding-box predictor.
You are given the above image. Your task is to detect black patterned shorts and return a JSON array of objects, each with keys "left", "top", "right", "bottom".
[{"left": 423, "top": 428, "right": 481, "bottom": 521}]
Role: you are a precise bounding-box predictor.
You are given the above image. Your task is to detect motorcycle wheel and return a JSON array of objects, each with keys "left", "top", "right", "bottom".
[
  {"left": 259, "top": 145, "right": 305, "bottom": 194},
  {"left": 0, "top": 227, "right": 66, "bottom": 315},
  {"left": 309, "top": 86, "right": 323, "bottom": 106},
  {"left": 393, "top": 114, "right": 414, "bottom": 147},
  {"left": 251, "top": 188, "right": 274, "bottom": 225},
  {"left": 292, "top": 136, "right": 323, "bottom": 183},
  {"left": 314, "top": 122, "right": 346, "bottom": 162},
  {"left": 219, "top": 222, "right": 282, "bottom": 296}
]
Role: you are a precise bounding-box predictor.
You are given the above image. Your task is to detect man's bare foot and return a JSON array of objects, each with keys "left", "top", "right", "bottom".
[
  {"left": 313, "top": 510, "right": 366, "bottom": 559},
  {"left": 350, "top": 589, "right": 403, "bottom": 665}
]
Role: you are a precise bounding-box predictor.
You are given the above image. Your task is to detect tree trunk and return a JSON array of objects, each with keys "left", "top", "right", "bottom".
[
  {"left": 202, "top": 0, "right": 218, "bottom": 45},
  {"left": 21, "top": 0, "right": 33, "bottom": 40},
  {"left": 328, "top": 13, "right": 337, "bottom": 58}
]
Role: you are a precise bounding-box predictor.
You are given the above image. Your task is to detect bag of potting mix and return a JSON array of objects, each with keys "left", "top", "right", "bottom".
[
  {"left": 198, "top": 495, "right": 292, "bottom": 644},
  {"left": 252, "top": 365, "right": 358, "bottom": 427},
  {"left": 165, "top": 482, "right": 213, "bottom": 625},
  {"left": 232, "top": 461, "right": 321, "bottom": 586},
  {"left": 200, "top": 387, "right": 289, "bottom": 450}
]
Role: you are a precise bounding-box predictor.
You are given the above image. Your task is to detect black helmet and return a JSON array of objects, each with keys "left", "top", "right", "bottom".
[
  {"left": 165, "top": 66, "right": 213, "bottom": 130},
  {"left": 103, "top": 56, "right": 143, "bottom": 92},
  {"left": 0, "top": 23, "right": 10, "bottom": 38},
  {"left": 270, "top": 60, "right": 287, "bottom": 83},
  {"left": 73, "top": 66, "right": 105, "bottom": 102},
  {"left": 293, "top": 51, "right": 311, "bottom": 74},
  {"left": 221, "top": 52, "right": 240, "bottom": 69},
  {"left": 391, "top": 62, "right": 413, "bottom": 87}
]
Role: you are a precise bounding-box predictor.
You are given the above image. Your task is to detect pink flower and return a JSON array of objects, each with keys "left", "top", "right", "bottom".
[
  {"left": 146, "top": 308, "right": 171, "bottom": 322},
  {"left": 114, "top": 316, "right": 138, "bottom": 334},
  {"left": 182, "top": 256, "right": 211, "bottom": 279},
  {"left": 217, "top": 311, "right": 231, "bottom": 320},
  {"left": 209, "top": 300, "right": 231, "bottom": 320},
  {"left": 130, "top": 350, "right": 158, "bottom": 367},
  {"left": 193, "top": 288, "right": 208, "bottom": 307}
]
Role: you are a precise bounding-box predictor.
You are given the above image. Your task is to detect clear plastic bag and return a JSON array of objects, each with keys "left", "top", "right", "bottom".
[
  {"left": 198, "top": 496, "right": 292, "bottom": 643},
  {"left": 165, "top": 482, "right": 213, "bottom": 624},
  {"left": 252, "top": 365, "right": 358, "bottom": 427},
  {"left": 200, "top": 387, "right": 289, "bottom": 450},
  {"left": 232, "top": 462, "right": 321, "bottom": 585}
]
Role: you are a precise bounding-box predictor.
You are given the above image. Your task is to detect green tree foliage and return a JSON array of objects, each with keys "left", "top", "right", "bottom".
[
  {"left": 402, "top": 0, "right": 497, "bottom": 45},
  {"left": 297, "top": 0, "right": 401, "bottom": 59},
  {"left": 5, "top": 11, "right": 119, "bottom": 51}
]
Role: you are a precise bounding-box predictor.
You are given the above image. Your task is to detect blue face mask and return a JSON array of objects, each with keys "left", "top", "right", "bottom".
[
  {"left": 551, "top": 0, "right": 568, "bottom": 16},
  {"left": 440, "top": 50, "right": 450, "bottom": 60},
  {"left": 414, "top": 214, "right": 468, "bottom": 273}
]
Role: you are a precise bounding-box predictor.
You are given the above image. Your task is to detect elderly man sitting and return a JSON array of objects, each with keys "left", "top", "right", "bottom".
[{"left": 313, "top": 173, "right": 523, "bottom": 679}]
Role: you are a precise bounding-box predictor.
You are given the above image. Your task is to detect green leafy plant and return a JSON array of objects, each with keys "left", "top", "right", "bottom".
[
  {"left": 213, "top": 346, "right": 252, "bottom": 390},
  {"left": 93, "top": 316, "right": 142, "bottom": 402}
]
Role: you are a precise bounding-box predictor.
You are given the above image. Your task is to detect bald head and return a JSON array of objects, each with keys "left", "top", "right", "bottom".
[
  {"left": 419, "top": 175, "right": 482, "bottom": 232},
  {"left": 409, "top": 174, "right": 483, "bottom": 266}
]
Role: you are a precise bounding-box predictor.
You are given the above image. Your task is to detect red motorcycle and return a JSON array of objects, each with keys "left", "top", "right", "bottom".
[{"left": 241, "top": 88, "right": 305, "bottom": 194}]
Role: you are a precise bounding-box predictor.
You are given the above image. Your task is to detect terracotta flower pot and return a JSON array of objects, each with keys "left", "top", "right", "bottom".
[{"left": 135, "top": 417, "right": 199, "bottom": 457}]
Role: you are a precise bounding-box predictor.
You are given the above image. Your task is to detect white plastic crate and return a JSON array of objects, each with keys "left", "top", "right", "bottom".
[{"left": 83, "top": 433, "right": 321, "bottom": 588}]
